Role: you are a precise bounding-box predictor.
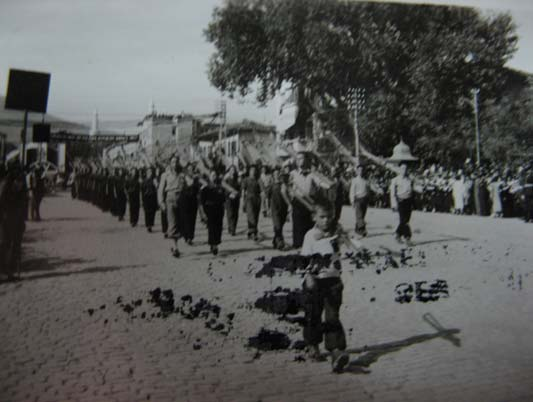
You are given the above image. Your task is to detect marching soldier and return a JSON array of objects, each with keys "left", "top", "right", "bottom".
[
  {"left": 142, "top": 166, "right": 158, "bottom": 232},
  {"left": 349, "top": 164, "right": 371, "bottom": 237},
  {"left": 115, "top": 168, "right": 127, "bottom": 221},
  {"left": 223, "top": 165, "right": 241, "bottom": 236},
  {"left": 269, "top": 166, "right": 291, "bottom": 250},
  {"left": 156, "top": 165, "right": 169, "bottom": 237},
  {"left": 199, "top": 169, "right": 226, "bottom": 255},
  {"left": 242, "top": 165, "right": 262, "bottom": 241},
  {"left": 158, "top": 156, "right": 186, "bottom": 257},
  {"left": 180, "top": 162, "right": 201, "bottom": 245},
  {"left": 390, "top": 163, "right": 414, "bottom": 245},
  {"left": 289, "top": 152, "right": 318, "bottom": 249},
  {"left": 126, "top": 168, "right": 141, "bottom": 227}
]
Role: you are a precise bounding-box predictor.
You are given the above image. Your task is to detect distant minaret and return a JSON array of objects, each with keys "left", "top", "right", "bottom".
[
  {"left": 90, "top": 109, "right": 99, "bottom": 136},
  {"left": 150, "top": 99, "right": 156, "bottom": 116}
]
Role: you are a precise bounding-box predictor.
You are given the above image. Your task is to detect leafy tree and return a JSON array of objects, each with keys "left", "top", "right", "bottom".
[{"left": 205, "top": 0, "right": 518, "bottom": 165}]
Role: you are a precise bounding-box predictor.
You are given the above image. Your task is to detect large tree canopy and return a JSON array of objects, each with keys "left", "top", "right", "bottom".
[{"left": 205, "top": 0, "right": 519, "bottom": 164}]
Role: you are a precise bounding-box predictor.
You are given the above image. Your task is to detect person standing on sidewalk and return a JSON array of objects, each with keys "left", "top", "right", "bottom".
[
  {"left": 349, "top": 165, "right": 370, "bottom": 237},
  {"left": 242, "top": 165, "right": 262, "bottom": 241},
  {"left": 158, "top": 156, "right": 186, "bottom": 257},
  {"left": 0, "top": 160, "right": 28, "bottom": 280},
  {"left": 142, "top": 167, "right": 158, "bottom": 233},
  {"left": 27, "top": 166, "right": 45, "bottom": 221},
  {"left": 391, "top": 163, "right": 414, "bottom": 245},
  {"left": 300, "top": 199, "right": 349, "bottom": 373}
]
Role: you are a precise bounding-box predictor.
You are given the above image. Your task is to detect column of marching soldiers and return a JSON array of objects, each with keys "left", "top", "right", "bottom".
[{"left": 70, "top": 150, "right": 349, "bottom": 258}]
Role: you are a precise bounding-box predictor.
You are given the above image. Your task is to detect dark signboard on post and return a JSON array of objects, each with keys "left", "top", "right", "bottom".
[{"left": 5, "top": 69, "right": 51, "bottom": 113}]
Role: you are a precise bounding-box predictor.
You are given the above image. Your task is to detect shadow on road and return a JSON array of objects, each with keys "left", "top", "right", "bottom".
[
  {"left": 343, "top": 327, "right": 461, "bottom": 375},
  {"left": 42, "top": 217, "right": 90, "bottom": 222},
  {"left": 4, "top": 264, "right": 149, "bottom": 284},
  {"left": 20, "top": 256, "right": 93, "bottom": 273},
  {"left": 190, "top": 245, "right": 272, "bottom": 259}
]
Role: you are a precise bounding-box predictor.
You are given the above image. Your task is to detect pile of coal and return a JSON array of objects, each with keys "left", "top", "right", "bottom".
[
  {"left": 395, "top": 280, "right": 449, "bottom": 303},
  {"left": 346, "top": 248, "right": 374, "bottom": 269},
  {"left": 247, "top": 328, "right": 291, "bottom": 351},
  {"left": 99, "top": 289, "right": 235, "bottom": 335},
  {"left": 149, "top": 288, "right": 175, "bottom": 317},
  {"left": 254, "top": 287, "right": 305, "bottom": 316},
  {"left": 346, "top": 248, "right": 424, "bottom": 272},
  {"left": 254, "top": 255, "right": 310, "bottom": 278}
]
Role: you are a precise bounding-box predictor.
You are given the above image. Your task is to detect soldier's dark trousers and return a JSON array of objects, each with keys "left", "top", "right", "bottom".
[
  {"left": 225, "top": 198, "right": 240, "bottom": 235},
  {"left": 292, "top": 200, "right": 314, "bottom": 249},
  {"left": 303, "top": 277, "right": 346, "bottom": 352},
  {"left": 117, "top": 196, "right": 127, "bottom": 220},
  {"left": 246, "top": 197, "right": 261, "bottom": 237},
  {"left": 129, "top": 198, "right": 140, "bottom": 227},
  {"left": 396, "top": 198, "right": 412, "bottom": 239},
  {"left": 206, "top": 205, "right": 225, "bottom": 246},
  {"left": 271, "top": 204, "right": 287, "bottom": 248},
  {"left": 144, "top": 206, "right": 156, "bottom": 228},
  {"left": 354, "top": 197, "right": 368, "bottom": 235},
  {"left": 161, "top": 209, "right": 168, "bottom": 235},
  {"left": 166, "top": 196, "right": 181, "bottom": 239}
]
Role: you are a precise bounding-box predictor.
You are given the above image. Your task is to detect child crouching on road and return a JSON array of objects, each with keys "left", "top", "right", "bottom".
[{"left": 301, "top": 199, "right": 349, "bottom": 373}]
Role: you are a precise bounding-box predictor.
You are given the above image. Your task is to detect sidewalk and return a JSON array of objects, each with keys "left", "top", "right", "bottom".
[{"left": 1, "top": 192, "right": 532, "bottom": 402}]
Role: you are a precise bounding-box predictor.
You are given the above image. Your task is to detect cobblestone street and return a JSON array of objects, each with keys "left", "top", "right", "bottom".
[{"left": 1, "top": 192, "right": 533, "bottom": 402}]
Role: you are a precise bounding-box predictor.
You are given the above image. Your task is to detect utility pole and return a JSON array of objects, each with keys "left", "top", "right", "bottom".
[
  {"left": 218, "top": 100, "right": 226, "bottom": 145},
  {"left": 471, "top": 88, "right": 481, "bottom": 166}
]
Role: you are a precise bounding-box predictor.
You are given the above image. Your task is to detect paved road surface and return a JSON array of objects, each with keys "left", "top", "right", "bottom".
[{"left": 1, "top": 192, "right": 533, "bottom": 402}]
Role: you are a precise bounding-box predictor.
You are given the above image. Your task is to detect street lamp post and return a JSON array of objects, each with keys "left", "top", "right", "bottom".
[{"left": 352, "top": 88, "right": 365, "bottom": 166}]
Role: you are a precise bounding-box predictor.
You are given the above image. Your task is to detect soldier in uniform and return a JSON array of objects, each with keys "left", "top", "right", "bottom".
[
  {"left": 142, "top": 166, "right": 158, "bottom": 232},
  {"left": 180, "top": 162, "right": 201, "bottom": 245},
  {"left": 200, "top": 169, "right": 226, "bottom": 255},
  {"left": 157, "top": 165, "right": 170, "bottom": 237},
  {"left": 242, "top": 164, "right": 262, "bottom": 241},
  {"left": 289, "top": 152, "right": 318, "bottom": 249},
  {"left": 349, "top": 165, "right": 370, "bottom": 237},
  {"left": 269, "top": 166, "right": 291, "bottom": 250},
  {"left": 158, "top": 156, "right": 186, "bottom": 257},
  {"left": 114, "top": 168, "right": 127, "bottom": 221},
  {"left": 390, "top": 163, "right": 414, "bottom": 245},
  {"left": 223, "top": 165, "right": 241, "bottom": 236},
  {"left": 126, "top": 167, "right": 141, "bottom": 227}
]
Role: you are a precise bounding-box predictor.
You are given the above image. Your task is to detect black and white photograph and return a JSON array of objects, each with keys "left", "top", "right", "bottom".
[{"left": 1, "top": 0, "right": 532, "bottom": 401}]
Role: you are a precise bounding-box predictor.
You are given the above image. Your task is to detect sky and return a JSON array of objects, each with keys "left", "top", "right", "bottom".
[{"left": 1, "top": 0, "right": 533, "bottom": 128}]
